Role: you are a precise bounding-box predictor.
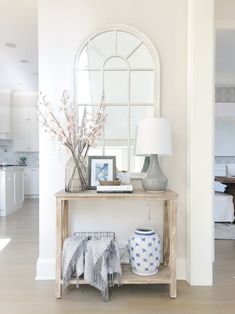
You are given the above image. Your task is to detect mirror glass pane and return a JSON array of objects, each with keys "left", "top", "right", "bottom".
[
  {"left": 130, "top": 141, "right": 145, "bottom": 172},
  {"left": 117, "top": 31, "right": 141, "bottom": 58},
  {"left": 130, "top": 106, "right": 154, "bottom": 138},
  {"left": 91, "top": 31, "right": 115, "bottom": 57},
  {"left": 86, "top": 43, "right": 104, "bottom": 68},
  {"left": 76, "top": 71, "right": 91, "bottom": 104},
  {"left": 77, "top": 105, "right": 99, "bottom": 125},
  {"left": 129, "top": 44, "right": 153, "bottom": 68},
  {"left": 104, "top": 57, "right": 127, "bottom": 68},
  {"left": 104, "top": 142, "right": 128, "bottom": 171},
  {"left": 78, "top": 44, "right": 104, "bottom": 69},
  {"left": 105, "top": 106, "right": 128, "bottom": 139},
  {"left": 104, "top": 71, "right": 129, "bottom": 103},
  {"left": 77, "top": 71, "right": 103, "bottom": 105},
  {"left": 130, "top": 71, "right": 154, "bottom": 103},
  {"left": 88, "top": 142, "right": 103, "bottom": 156},
  {"left": 77, "top": 45, "right": 89, "bottom": 69}
]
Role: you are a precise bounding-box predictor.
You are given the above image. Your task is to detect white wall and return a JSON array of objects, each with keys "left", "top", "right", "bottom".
[
  {"left": 215, "top": 0, "right": 235, "bottom": 20},
  {"left": 37, "top": 0, "right": 187, "bottom": 280},
  {"left": 215, "top": 0, "right": 235, "bottom": 84}
]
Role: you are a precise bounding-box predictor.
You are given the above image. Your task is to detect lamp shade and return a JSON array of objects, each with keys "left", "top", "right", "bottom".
[{"left": 136, "top": 117, "right": 172, "bottom": 156}]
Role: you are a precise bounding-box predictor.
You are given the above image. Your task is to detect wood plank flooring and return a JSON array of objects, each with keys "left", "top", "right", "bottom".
[{"left": 0, "top": 199, "right": 235, "bottom": 313}]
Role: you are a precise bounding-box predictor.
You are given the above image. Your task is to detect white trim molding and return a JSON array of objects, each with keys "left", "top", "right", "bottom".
[
  {"left": 36, "top": 258, "right": 55, "bottom": 280},
  {"left": 187, "top": 0, "right": 214, "bottom": 285}
]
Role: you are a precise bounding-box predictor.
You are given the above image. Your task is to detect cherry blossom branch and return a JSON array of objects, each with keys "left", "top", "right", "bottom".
[{"left": 38, "top": 91, "right": 106, "bottom": 190}]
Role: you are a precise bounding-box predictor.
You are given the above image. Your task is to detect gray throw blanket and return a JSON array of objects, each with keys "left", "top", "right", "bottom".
[
  {"left": 62, "top": 235, "right": 88, "bottom": 288},
  {"left": 84, "top": 237, "right": 122, "bottom": 301},
  {"left": 62, "top": 235, "right": 122, "bottom": 301}
]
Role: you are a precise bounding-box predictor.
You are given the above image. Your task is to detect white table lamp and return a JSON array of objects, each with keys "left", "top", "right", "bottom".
[{"left": 136, "top": 117, "right": 172, "bottom": 191}]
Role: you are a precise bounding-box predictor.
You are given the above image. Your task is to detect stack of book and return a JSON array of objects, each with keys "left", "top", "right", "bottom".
[{"left": 96, "top": 183, "right": 133, "bottom": 193}]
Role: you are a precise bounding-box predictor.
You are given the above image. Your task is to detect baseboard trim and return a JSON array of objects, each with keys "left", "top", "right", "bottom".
[
  {"left": 25, "top": 195, "right": 39, "bottom": 199},
  {"left": 36, "top": 258, "right": 55, "bottom": 280}
]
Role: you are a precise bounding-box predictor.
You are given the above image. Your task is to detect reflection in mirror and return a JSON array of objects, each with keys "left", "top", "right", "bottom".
[
  {"left": 128, "top": 43, "right": 153, "bottom": 67},
  {"left": 104, "top": 71, "right": 129, "bottom": 104},
  {"left": 130, "top": 106, "right": 154, "bottom": 138},
  {"left": 130, "top": 71, "right": 154, "bottom": 103},
  {"left": 91, "top": 31, "right": 115, "bottom": 57},
  {"left": 77, "top": 71, "right": 103, "bottom": 104},
  {"left": 117, "top": 31, "right": 141, "bottom": 57},
  {"left": 75, "top": 27, "right": 160, "bottom": 172},
  {"left": 104, "top": 56, "right": 127, "bottom": 68}
]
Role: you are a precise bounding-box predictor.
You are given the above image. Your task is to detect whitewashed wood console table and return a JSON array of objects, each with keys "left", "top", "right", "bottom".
[{"left": 55, "top": 189, "right": 178, "bottom": 299}]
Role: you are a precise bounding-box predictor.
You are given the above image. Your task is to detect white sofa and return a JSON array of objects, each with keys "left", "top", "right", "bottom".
[
  {"left": 214, "top": 164, "right": 235, "bottom": 222},
  {"left": 214, "top": 192, "right": 234, "bottom": 223}
]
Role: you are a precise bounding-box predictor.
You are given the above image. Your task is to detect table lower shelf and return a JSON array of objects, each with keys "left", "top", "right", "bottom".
[{"left": 62, "top": 264, "right": 171, "bottom": 285}]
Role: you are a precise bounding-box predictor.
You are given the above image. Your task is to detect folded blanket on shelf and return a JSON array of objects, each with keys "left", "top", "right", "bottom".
[
  {"left": 84, "top": 237, "right": 122, "bottom": 301},
  {"left": 62, "top": 235, "right": 88, "bottom": 288},
  {"left": 62, "top": 235, "right": 122, "bottom": 301}
]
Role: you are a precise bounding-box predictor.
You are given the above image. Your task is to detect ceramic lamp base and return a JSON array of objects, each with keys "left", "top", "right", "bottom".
[{"left": 142, "top": 154, "right": 168, "bottom": 191}]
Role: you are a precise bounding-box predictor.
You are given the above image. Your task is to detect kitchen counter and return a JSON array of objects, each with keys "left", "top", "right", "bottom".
[
  {"left": 0, "top": 167, "right": 24, "bottom": 216},
  {"left": 0, "top": 166, "right": 25, "bottom": 171}
]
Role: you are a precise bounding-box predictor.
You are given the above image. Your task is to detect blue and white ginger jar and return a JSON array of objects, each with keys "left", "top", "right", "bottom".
[{"left": 128, "top": 228, "right": 161, "bottom": 276}]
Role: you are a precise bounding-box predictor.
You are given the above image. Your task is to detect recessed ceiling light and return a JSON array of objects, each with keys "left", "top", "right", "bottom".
[
  {"left": 5, "top": 42, "right": 16, "bottom": 48},
  {"left": 20, "top": 59, "right": 29, "bottom": 63}
]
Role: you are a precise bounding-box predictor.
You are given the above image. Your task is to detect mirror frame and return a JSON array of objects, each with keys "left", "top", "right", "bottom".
[{"left": 74, "top": 24, "right": 161, "bottom": 175}]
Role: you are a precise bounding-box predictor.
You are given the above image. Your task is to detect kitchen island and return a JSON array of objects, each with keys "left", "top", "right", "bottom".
[{"left": 0, "top": 166, "right": 24, "bottom": 216}]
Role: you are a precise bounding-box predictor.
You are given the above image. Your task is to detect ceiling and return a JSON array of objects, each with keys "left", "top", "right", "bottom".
[
  {"left": 0, "top": 2, "right": 234, "bottom": 91},
  {"left": 216, "top": 29, "right": 235, "bottom": 74},
  {"left": 0, "top": 0, "right": 38, "bottom": 91}
]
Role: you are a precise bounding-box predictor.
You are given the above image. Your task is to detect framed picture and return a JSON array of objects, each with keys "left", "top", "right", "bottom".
[{"left": 88, "top": 156, "right": 116, "bottom": 189}]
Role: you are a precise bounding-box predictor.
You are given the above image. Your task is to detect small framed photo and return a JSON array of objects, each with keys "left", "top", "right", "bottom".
[{"left": 88, "top": 156, "right": 116, "bottom": 189}]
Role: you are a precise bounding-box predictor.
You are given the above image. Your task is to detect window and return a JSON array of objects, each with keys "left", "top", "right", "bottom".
[{"left": 75, "top": 26, "right": 160, "bottom": 172}]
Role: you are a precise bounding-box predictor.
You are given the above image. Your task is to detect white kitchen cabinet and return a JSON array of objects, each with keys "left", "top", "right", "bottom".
[
  {"left": 24, "top": 167, "right": 39, "bottom": 197},
  {"left": 14, "top": 170, "right": 24, "bottom": 203},
  {"left": 0, "top": 167, "right": 24, "bottom": 216},
  {"left": 0, "top": 91, "right": 13, "bottom": 139},
  {"left": 13, "top": 93, "right": 39, "bottom": 152},
  {"left": 5, "top": 171, "right": 15, "bottom": 210}
]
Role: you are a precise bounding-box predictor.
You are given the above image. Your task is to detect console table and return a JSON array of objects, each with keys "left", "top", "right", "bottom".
[{"left": 55, "top": 189, "right": 178, "bottom": 299}]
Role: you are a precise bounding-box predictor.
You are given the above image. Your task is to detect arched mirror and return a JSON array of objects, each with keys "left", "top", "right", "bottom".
[{"left": 75, "top": 25, "right": 160, "bottom": 172}]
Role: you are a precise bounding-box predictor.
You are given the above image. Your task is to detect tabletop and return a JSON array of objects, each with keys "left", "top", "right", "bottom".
[{"left": 55, "top": 189, "right": 179, "bottom": 201}]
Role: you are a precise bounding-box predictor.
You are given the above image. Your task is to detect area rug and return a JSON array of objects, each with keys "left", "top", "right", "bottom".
[{"left": 214, "top": 223, "right": 235, "bottom": 240}]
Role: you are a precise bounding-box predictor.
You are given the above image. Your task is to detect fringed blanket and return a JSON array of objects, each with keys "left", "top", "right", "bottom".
[
  {"left": 62, "top": 236, "right": 88, "bottom": 288},
  {"left": 84, "top": 237, "right": 122, "bottom": 301},
  {"left": 62, "top": 235, "right": 122, "bottom": 301}
]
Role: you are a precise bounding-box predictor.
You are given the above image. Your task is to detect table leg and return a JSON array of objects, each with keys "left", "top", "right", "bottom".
[
  {"left": 56, "top": 199, "right": 63, "bottom": 299},
  {"left": 168, "top": 199, "right": 177, "bottom": 298},
  {"left": 63, "top": 200, "right": 69, "bottom": 241},
  {"left": 163, "top": 200, "right": 170, "bottom": 266}
]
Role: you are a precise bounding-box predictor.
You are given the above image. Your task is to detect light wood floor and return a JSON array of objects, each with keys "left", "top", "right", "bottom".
[{"left": 0, "top": 199, "right": 235, "bottom": 314}]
